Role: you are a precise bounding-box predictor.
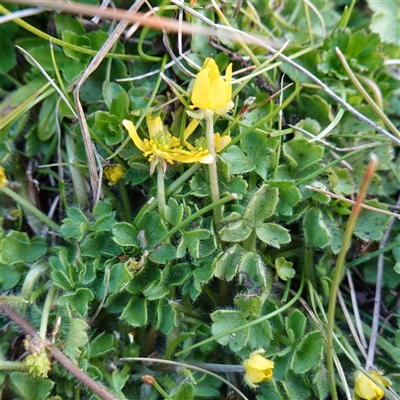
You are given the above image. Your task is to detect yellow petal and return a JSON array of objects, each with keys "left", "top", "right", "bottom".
[
  {"left": 0, "top": 166, "right": 9, "bottom": 188},
  {"left": 354, "top": 371, "right": 384, "bottom": 400},
  {"left": 225, "top": 63, "right": 232, "bottom": 84},
  {"left": 184, "top": 119, "right": 200, "bottom": 142},
  {"left": 191, "top": 68, "right": 211, "bottom": 110},
  {"left": 146, "top": 115, "right": 164, "bottom": 137},
  {"left": 122, "top": 119, "right": 148, "bottom": 153},
  {"left": 204, "top": 57, "right": 219, "bottom": 81},
  {"left": 244, "top": 367, "right": 265, "bottom": 384},
  {"left": 214, "top": 133, "right": 231, "bottom": 152},
  {"left": 248, "top": 354, "right": 275, "bottom": 370}
]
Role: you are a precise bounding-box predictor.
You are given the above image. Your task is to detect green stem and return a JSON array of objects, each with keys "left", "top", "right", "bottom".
[
  {"left": 1, "top": 186, "right": 61, "bottom": 233},
  {"left": 40, "top": 285, "right": 57, "bottom": 339},
  {"left": 336, "top": 47, "right": 400, "bottom": 139},
  {"left": 326, "top": 158, "right": 377, "bottom": 400},
  {"left": 303, "top": 243, "right": 317, "bottom": 288},
  {"left": 176, "top": 273, "right": 304, "bottom": 357},
  {"left": 152, "top": 378, "right": 173, "bottom": 400},
  {"left": 0, "top": 361, "right": 28, "bottom": 372},
  {"left": 118, "top": 180, "right": 132, "bottom": 222},
  {"left": 205, "top": 110, "right": 221, "bottom": 230},
  {"left": 159, "top": 194, "right": 237, "bottom": 244},
  {"left": 21, "top": 259, "right": 48, "bottom": 301},
  {"left": 157, "top": 164, "right": 167, "bottom": 220},
  {"left": 133, "top": 164, "right": 202, "bottom": 225}
]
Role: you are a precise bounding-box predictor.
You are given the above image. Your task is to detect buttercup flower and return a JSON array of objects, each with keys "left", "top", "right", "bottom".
[
  {"left": 354, "top": 370, "right": 391, "bottom": 400},
  {"left": 104, "top": 165, "right": 125, "bottom": 185},
  {"left": 0, "top": 166, "right": 9, "bottom": 187},
  {"left": 188, "top": 57, "right": 234, "bottom": 119},
  {"left": 243, "top": 349, "right": 274, "bottom": 388},
  {"left": 123, "top": 116, "right": 213, "bottom": 174}
]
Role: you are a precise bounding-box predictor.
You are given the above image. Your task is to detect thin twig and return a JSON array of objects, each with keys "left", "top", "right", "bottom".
[
  {"left": 73, "top": 0, "right": 146, "bottom": 204},
  {"left": 0, "top": 304, "right": 118, "bottom": 400},
  {"left": 365, "top": 194, "right": 400, "bottom": 370}
]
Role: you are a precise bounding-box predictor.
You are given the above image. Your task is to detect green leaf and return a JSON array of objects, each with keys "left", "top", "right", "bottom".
[
  {"left": 112, "top": 222, "right": 139, "bottom": 247},
  {"left": 291, "top": 331, "right": 324, "bottom": 374},
  {"left": 286, "top": 310, "right": 307, "bottom": 344},
  {"left": 282, "top": 370, "right": 312, "bottom": 399},
  {"left": 112, "top": 369, "right": 129, "bottom": 392},
  {"left": 93, "top": 111, "right": 124, "bottom": 146},
  {"left": 60, "top": 207, "right": 89, "bottom": 241},
  {"left": 127, "top": 262, "right": 161, "bottom": 294},
  {"left": 319, "top": 29, "right": 383, "bottom": 77},
  {"left": 234, "top": 294, "right": 263, "bottom": 314},
  {"left": 0, "top": 231, "right": 46, "bottom": 265},
  {"left": 0, "top": 31, "right": 17, "bottom": 74},
  {"left": 9, "top": 372, "right": 54, "bottom": 400},
  {"left": 270, "top": 181, "right": 301, "bottom": 216},
  {"left": 275, "top": 257, "right": 295, "bottom": 281},
  {"left": 214, "top": 244, "right": 246, "bottom": 281},
  {"left": 54, "top": 14, "right": 86, "bottom": 36},
  {"left": 136, "top": 212, "right": 168, "bottom": 249},
  {"left": 64, "top": 318, "right": 88, "bottom": 360},
  {"left": 38, "top": 94, "right": 58, "bottom": 141},
  {"left": 219, "top": 219, "right": 252, "bottom": 242},
  {"left": 176, "top": 229, "right": 210, "bottom": 259},
  {"left": 120, "top": 295, "right": 147, "bottom": 326},
  {"left": 368, "top": 0, "right": 400, "bottom": 44},
  {"left": 108, "top": 263, "right": 133, "bottom": 293},
  {"left": 124, "top": 163, "right": 150, "bottom": 185},
  {"left": 256, "top": 223, "right": 291, "bottom": 248},
  {"left": 89, "top": 332, "right": 114, "bottom": 358},
  {"left": 238, "top": 251, "right": 266, "bottom": 293},
  {"left": 210, "top": 310, "right": 249, "bottom": 351},
  {"left": 59, "top": 288, "right": 94, "bottom": 317},
  {"left": 283, "top": 138, "right": 324, "bottom": 171},
  {"left": 242, "top": 131, "right": 279, "bottom": 180},
  {"left": 243, "top": 184, "right": 279, "bottom": 227},
  {"left": 148, "top": 242, "right": 176, "bottom": 264},
  {"left": 299, "top": 94, "right": 332, "bottom": 127},
  {"left": 171, "top": 381, "right": 194, "bottom": 400},
  {"left": 165, "top": 198, "right": 184, "bottom": 226},
  {"left": 303, "top": 207, "right": 332, "bottom": 248},
  {"left": 221, "top": 145, "right": 255, "bottom": 174},
  {"left": 102, "top": 81, "right": 125, "bottom": 110},
  {"left": 353, "top": 201, "right": 390, "bottom": 241}
]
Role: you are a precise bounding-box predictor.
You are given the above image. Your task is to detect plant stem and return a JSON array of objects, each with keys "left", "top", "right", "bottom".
[
  {"left": 39, "top": 285, "right": 57, "bottom": 339},
  {"left": 326, "top": 157, "right": 377, "bottom": 400},
  {"left": 159, "top": 193, "right": 237, "bottom": 243},
  {"left": 118, "top": 179, "right": 132, "bottom": 222},
  {"left": 0, "top": 361, "right": 28, "bottom": 371},
  {"left": 205, "top": 110, "right": 221, "bottom": 230},
  {"left": 176, "top": 273, "right": 304, "bottom": 356},
  {"left": 303, "top": 243, "right": 317, "bottom": 288},
  {"left": 152, "top": 378, "right": 173, "bottom": 400},
  {"left": 1, "top": 186, "right": 61, "bottom": 233},
  {"left": 0, "top": 304, "right": 118, "bottom": 400},
  {"left": 157, "top": 163, "right": 167, "bottom": 220}
]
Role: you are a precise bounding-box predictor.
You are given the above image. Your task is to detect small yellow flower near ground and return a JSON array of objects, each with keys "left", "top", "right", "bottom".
[
  {"left": 25, "top": 351, "right": 51, "bottom": 378},
  {"left": 104, "top": 165, "right": 125, "bottom": 185},
  {"left": 188, "top": 57, "right": 234, "bottom": 119},
  {"left": 122, "top": 116, "right": 213, "bottom": 174},
  {"left": 0, "top": 166, "right": 9, "bottom": 187},
  {"left": 243, "top": 349, "right": 274, "bottom": 388},
  {"left": 354, "top": 370, "right": 391, "bottom": 400}
]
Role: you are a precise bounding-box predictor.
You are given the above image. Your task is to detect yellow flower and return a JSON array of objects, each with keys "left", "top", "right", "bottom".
[
  {"left": 243, "top": 349, "right": 274, "bottom": 388},
  {"left": 0, "top": 166, "right": 9, "bottom": 187},
  {"left": 122, "top": 116, "right": 213, "bottom": 174},
  {"left": 354, "top": 371, "right": 391, "bottom": 400},
  {"left": 104, "top": 165, "right": 125, "bottom": 184},
  {"left": 188, "top": 58, "right": 234, "bottom": 118}
]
